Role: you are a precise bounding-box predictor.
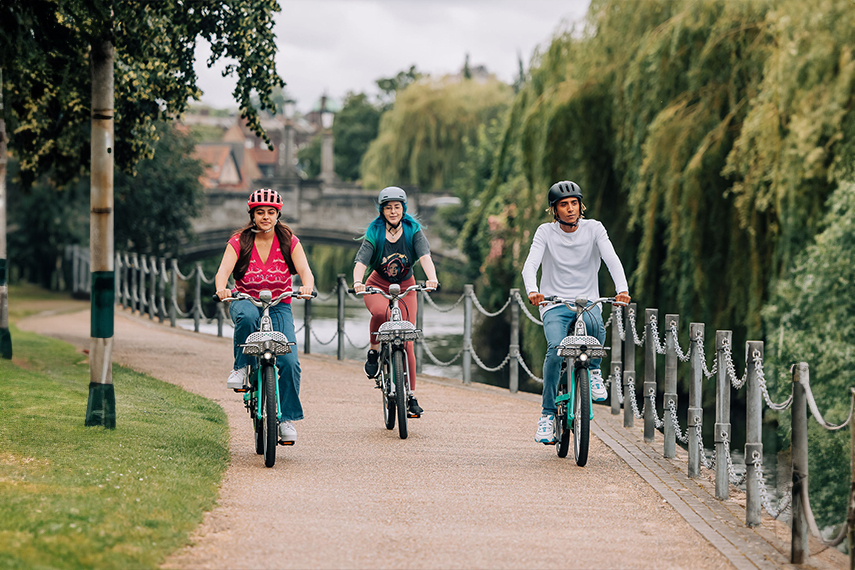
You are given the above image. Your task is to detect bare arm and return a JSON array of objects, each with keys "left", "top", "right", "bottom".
[
  {"left": 417, "top": 254, "right": 439, "bottom": 290},
  {"left": 290, "top": 242, "right": 315, "bottom": 298},
  {"left": 352, "top": 262, "right": 368, "bottom": 293},
  {"left": 215, "top": 244, "right": 238, "bottom": 300}
]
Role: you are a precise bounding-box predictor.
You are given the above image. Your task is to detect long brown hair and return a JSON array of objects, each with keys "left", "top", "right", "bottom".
[{"left": 232, "top": 220, "right": 297, "bottom": 281}]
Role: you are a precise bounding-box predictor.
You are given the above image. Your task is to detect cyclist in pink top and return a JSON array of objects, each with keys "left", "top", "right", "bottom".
[{"left": 214, "top": 188, "right": 315, "bottom": 443}]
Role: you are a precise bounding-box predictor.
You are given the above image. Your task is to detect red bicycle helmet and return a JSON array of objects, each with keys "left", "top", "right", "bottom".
[{"left": 247, "top": 188, "right": 283, "bottom": 212}]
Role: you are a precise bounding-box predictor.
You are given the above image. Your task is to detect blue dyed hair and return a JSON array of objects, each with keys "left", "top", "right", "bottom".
[{"left": 361, "top": 200, "right": 421, "bottom": 271}]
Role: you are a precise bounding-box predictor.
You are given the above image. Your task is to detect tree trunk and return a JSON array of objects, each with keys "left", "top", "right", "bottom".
[
  {"left": 84, "top": 39, "right": 116, "bottom": 428},
  {"left": 0, "top": 67, "right": 11, "bottom": 360}
]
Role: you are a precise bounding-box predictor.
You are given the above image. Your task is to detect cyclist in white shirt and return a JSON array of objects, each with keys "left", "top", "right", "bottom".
[{"left": 522, "top": 181, "right": 631, "bottom": 444}]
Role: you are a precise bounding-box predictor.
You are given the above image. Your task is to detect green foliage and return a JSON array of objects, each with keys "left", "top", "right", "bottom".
[
  {"left": 0, "top": 320, "right": 228, "bottom": 569},
  {"left": 375, "top": 65, "right": 422, "bottom": 110},
  {"left": 1, "top": 0, "right": 284, "bottom": 186},
  {"left": 333, "top": 92, "right": 381, "bottom": 182},
  {"left": 7, "top": 123, "right": 204, "bottom": 283},
  {"left": 114, "top": 123, "right": 204, "bottom": 256},
  {"left": 459, "top": 0, "right": 855, "bottom": 376},
  {"left": 763, "top": 181, "right": 855, "bottom": 527},
  {"left": 361, "top": 78, "right": 513, "bottom": 190}
]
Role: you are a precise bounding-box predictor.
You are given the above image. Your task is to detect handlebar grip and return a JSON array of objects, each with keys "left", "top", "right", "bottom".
[{"left": 347, "top": 288, "right": 355, "bottom": 294}]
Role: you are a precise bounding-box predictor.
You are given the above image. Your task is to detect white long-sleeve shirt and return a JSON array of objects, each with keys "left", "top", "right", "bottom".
[{"left": 522, "top": 219, "right": 628, "bottom": 317}]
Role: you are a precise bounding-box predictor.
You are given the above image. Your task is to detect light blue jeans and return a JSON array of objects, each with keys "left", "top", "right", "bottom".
[
  {"left": 541, "top": 304, "right": 605, "bottom": 416},
  {"left": 230, "top": 300, "right": 303, "bottom": 422}
]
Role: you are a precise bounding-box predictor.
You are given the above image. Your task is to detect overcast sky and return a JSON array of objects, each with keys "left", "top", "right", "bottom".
[{"left": 193, "top": 0, "right": 591, "bottom": 113}]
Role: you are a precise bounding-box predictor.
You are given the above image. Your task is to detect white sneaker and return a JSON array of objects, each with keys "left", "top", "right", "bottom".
[
  {"left": 590, "top": 369, "right": 608, "bottom": 402},
  {"left": 278, "top": 421, "right": 297, "bottom": 443},
  {"left": 226, "top": 367, "right": 247, "bottom": 389},
  {"left": 535, "top": 415, "right": 556, "bottom": 444}
]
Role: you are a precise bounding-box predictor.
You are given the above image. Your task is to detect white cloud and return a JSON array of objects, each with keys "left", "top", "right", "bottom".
[{"left": 193, "top": 0, "right": 589, "bottom": 113}]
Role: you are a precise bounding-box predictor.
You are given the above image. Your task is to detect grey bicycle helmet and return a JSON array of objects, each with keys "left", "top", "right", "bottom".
[
  {"left": 378, "top": 186, "right": 407, "bottom": 205},
  {"left": 547, "top": 181, "right": 583, "bottom": 207}
]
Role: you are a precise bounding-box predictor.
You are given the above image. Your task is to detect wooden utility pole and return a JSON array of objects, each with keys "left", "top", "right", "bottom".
[
  {"left": 0, "top": 68, "right": 11, "bottom": 360},
  {"left": 84, "top": 38, "right": 116, "bottom": 428}
]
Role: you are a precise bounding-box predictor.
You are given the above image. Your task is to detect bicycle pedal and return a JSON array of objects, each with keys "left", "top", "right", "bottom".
[
  {"left": 278, "top": 440, "right": 295, "bottom": 446},
  {"left": 407, "top": 412, "right": 421, "bottom": 418},
  {"left": 233, "top": 387, "right": 250, "bottom": 393}
]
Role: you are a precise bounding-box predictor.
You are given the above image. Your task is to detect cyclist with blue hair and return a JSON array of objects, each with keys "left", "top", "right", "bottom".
[{"left": 352, "top": 186, "right": 439, "bottom": 417}]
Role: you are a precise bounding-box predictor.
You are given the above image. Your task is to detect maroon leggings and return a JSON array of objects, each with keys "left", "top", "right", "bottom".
[{"left": 365, "top": 273, "right": 417, "bottom": 390}]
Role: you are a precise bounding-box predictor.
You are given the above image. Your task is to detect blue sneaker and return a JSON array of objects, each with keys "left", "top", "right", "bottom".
[
  {"left": 590, "top": 369, "right": 608, "bottom": 402},
  {"left": 535, "top": 415, "right": 556, "bottom": 444}
]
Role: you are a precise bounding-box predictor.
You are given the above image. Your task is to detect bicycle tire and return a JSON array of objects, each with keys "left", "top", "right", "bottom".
[
  {"left": 556, "top": 362, "right": 571, "bottom": 458},
  {"left": 252, "top": 370, "right": 263, "bottom": 455},
  {"left": 392, "top": 349, "right": 408, "bottom": 440},
  {"left": 381, "top": 350, "right": 395, "bottom": 430},
  {"left": 262, "top": 364, "right": 278, "bottom": 468},
  {"left": 573, "top": 367, "right": 590, "bottom": 466}
]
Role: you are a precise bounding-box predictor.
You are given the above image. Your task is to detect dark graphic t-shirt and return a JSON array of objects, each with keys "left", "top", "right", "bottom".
[{"left": 354, "top": 230, "right": 431, "bottom": 284}]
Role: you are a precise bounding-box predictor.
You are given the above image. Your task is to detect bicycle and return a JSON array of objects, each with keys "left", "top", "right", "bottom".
[
  {"left": 540, "top": 295, "right": 618, "bottom": 467},
  {"left": 217, "top": 289, "right": 315, "bottom": 468},
  {"left": 351, "top": 282, "right": 432, "bottom": 440}
]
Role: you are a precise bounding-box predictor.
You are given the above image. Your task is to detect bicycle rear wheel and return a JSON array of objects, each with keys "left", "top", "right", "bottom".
[
  {"left": 381, "top": 350, "right": 395, "bottom": 430},
  {"left": 262, "top": 364, "right": 278, "bottom": 468},
  {"left": 392, "top": 349, "right": 408, "bottom": 440},
  {"left": 556, "top": 363, "right": 570, "bottom": 458},
  {"left": 573, "top": 367, "right": 590, "bottom": 466}
]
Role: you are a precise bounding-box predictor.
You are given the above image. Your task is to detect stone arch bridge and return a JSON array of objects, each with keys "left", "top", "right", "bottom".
[{"left": 184, "top": 179, "right": 464, "bottom": 263}]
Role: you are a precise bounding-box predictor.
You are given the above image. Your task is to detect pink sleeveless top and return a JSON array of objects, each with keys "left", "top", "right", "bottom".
[{"left": 228, "top": 233, "right": 299, "bottom": 301}]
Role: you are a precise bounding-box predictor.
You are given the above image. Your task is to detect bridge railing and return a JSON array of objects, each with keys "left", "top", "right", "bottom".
[{"left": 64, "top": 246, "right": 855, "bottom": 564}]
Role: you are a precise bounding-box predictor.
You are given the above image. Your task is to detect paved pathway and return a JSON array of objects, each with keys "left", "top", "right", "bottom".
[{"left": 19, "top": 307, "right": 846, "bottom": 570}]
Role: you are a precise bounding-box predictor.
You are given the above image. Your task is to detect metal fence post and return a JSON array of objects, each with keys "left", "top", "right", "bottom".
[
  {"left": 157, "top": 258, "right": 166, "bottom": 323},
  {"left": 415, "top": 288, "right": 424, "bottom": 374},
  {"left": 139, "top": 255, "right": 147, "bottom": 316},
  {"left": 122, "top": 254, "right": 130, "bottom": 309},
  {"left": 791, "top": 362, "right": 809, "bottom": 564},
  {"left": 304, "top": 297, "right": 312, "bottom": 355},
  {"left": 664, "top": 314, "right": 679, "bottom": 458},
  {"left": 610, "top": 305, "right": 622, "bottom": 415},
  {"left": 193, "top": 262, "right": 202, "bottom": 333},
  {"left": 643, "top": 308, "right": 658, "bottom": 443},
  {"left": 715, "top": 330, "right": 732, "bottom": 500},
  {"left": 169, "top": 259, "right": 178, "bottom": 328},
  {"left": 72, "top": 244, "right": 80, "bottom": 294},
  {"left": 337, "top": 274, "right": 345, "bottom": 360},
  {"left": 688, "top": 323, "right": 704, "bottom": 478},
  {"left": 509, "top": 288, "right": 520, "bottom": 394},
  {"left": 623, "top": 303, "right": 636, "bottom": 428},
  {"left": 148, "top": 255, "right": 156, "bottom": 320},
  {"left": 131, "top": 252, "right": 139, "bottom": 313},
  {"left": 462, "top": 284, "right": 473, "bottom": 385},
  {"left": 848, "top": 388, "right": 855, "bottom": 569},
  {"left": 114, "top": 253, "right": 121, "bottom": 307},
  {"left": 216, "top": 301, "right": 224, "bottom": 337},
  {"left": 745, "top": 340, "right": 763, "bottom": 527}
]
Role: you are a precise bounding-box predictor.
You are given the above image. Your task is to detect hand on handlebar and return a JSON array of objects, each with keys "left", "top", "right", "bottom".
[
  {"left": 425, "top": 279, "right": 439, "bottom": 292},
  {"left": 528, "top": 292, "right": 545, "bottom": 306},
  {"left": 614, "top": 291, "right": 631, "bottom": 307},
  {"left": 296, "top": 285, "right": 315, "bottom": 299},
  {"left": 216, "top": 288, "right": 232, "bottom": 301},
  {"left": 354, "top": 282, "right": 366, "bottom": 294}
]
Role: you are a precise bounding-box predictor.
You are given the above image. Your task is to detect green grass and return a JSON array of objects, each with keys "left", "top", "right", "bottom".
[{"left": 0, "top": 312, "right": 229, "bottom": 569}]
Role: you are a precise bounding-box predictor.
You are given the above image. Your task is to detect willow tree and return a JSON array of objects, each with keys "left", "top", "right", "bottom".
[
  {"left": 361, "top": 76, "right": 513, "bottom": 190},
  {"left": 460, "top": 0, "right": 855, "bottom": 366},
  {"left": 2, "top": 0, "right": 285, "bottom": 427}
]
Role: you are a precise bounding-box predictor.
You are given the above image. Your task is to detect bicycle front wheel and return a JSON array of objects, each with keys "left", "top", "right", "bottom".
[
  {"left": 573, "top": 367, "right": 590, "bottom": 467},
  {"left": 556, "top": 361, "right": 571, "bottom": 458},
  {"left": 392, "top": 349, "right": 408, "bottom": 440},
  {"left": 262, "top": 364, "right": 278, "bottom": 468},
  {"left": 381, "top": 350, "right": 395, "bottom": 430}
]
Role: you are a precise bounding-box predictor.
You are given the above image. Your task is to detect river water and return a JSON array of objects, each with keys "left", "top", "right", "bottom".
[{"left": 179, "top": 295, "right": 784, "bottom": 509}]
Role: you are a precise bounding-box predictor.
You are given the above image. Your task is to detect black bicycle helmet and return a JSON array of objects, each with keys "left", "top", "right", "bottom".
[{"left": 547, "top": 181, "right": 583, "bottom": 207}]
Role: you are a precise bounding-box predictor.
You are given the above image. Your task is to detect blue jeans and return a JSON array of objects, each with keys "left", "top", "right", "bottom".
[
  {"left": 230, "top": 300, "right": 303, "bottom": 422},
  {"left": 541, "top": 304, "right": 605, "bottom": 416}
]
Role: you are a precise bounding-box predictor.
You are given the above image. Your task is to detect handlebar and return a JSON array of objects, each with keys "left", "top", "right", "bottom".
[
  {"left": 212, "top": 290, "right": 318, "bottom": 307},
  {"left": 347, "top": 283, "right": 437, "bottom": 299},
  {"left": 538, "top": 295, "right": 620, "bottom": 314}
]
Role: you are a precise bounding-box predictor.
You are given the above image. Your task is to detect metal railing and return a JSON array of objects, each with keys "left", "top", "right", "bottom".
[{"left": 65, "top": 245, "right": 855, "bottom": 565}]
